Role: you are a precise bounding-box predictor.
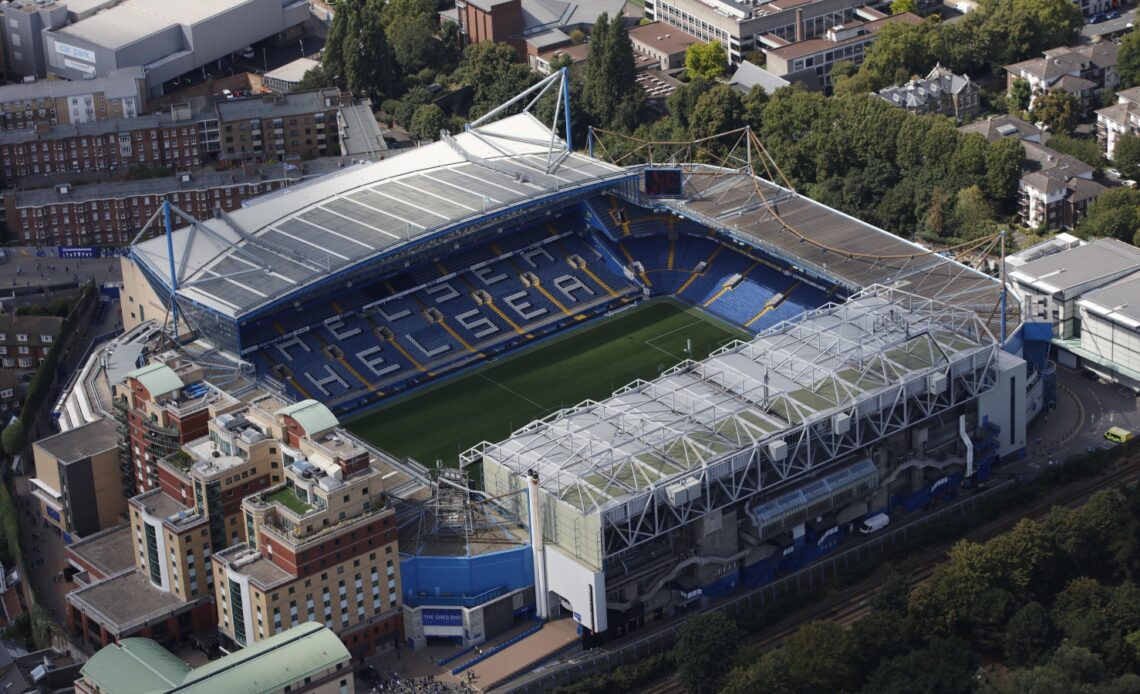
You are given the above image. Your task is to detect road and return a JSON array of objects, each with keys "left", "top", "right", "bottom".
[{"left": 1081, "top": 6, "right": 1136, "bottom": 40}]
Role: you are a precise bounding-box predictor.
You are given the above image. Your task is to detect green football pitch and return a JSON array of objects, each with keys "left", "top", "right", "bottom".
[{"left": 344, "top": 298, "right": 747, "bottom": 468}]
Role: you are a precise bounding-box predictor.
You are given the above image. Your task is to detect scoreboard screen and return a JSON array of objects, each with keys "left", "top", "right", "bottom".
[{"left": 644, "top": 168, "right": 683, "bottom": 197}]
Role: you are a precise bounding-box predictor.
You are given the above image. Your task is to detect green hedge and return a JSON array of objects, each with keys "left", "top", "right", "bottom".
[{"left": 20, "top": 283, "right": 94, "bottom": 424}]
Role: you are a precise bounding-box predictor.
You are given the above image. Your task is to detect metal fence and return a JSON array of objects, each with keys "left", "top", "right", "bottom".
[{"left": 501, "top": 478, "right": 1016, "bottom": 693}]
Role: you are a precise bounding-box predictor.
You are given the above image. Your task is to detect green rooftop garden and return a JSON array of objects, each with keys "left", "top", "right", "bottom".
[{"left": 266, "top": 487, "right": 312, "bottom": 515}]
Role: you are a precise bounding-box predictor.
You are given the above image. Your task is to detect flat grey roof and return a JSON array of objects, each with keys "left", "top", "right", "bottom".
[
  {"left": 13, "top": 157, "right": 345, "bottom": 207},
  {"left": 0, "top": 103, "right": 214, "bottom": 146},
  {"left": 1008, "top": 238, "right": 1140, "bottom": 297},
  {"left": 337, "top": 100, "right": 387, "bottom": 158},
  {"left": 0, "top": 68, "right": 143, "bottom": 103},
  {"left": 263, "top": 57, "right": 321, "bottom": 85},
  {"left": 66, "top": 524, "right": 136, "bottom": 576},
  {"left": 1079, "top": 271, "right": 1140, "bottom": 327},
  {"left": 132, "top": 112, "right": 628, "bottom": 319},
  {"left": 54, "top": 0, "right": 262, "bottom": 50},
  {"left": 216, "top": 89, "right": 340, "bottom": 122},
  {"left": 67, "top": 570, "right": 206, "bottom": 634},
  {"left": 34, "top": 418, "right": 119, "bottom": 463}
]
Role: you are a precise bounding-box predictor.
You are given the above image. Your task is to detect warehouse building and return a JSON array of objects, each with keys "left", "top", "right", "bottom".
[{"left": 40, "top": 0, "right": 309, "bottom": 95}]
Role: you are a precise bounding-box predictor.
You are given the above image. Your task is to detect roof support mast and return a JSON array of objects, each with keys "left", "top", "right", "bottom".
[{"left": 163, "top": 199, "right": 177, "bottom": 338}]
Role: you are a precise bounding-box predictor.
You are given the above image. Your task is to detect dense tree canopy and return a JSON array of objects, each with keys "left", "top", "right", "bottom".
[
  {"left": 1114, "top": 135, "right": 1140, "bottom": 180},
  {"left": 1121, "top": 30, "right": 1140, "bottom": 89},
  {"left": 1079, "top": 187, "right": 1140, "bottom": 245}
]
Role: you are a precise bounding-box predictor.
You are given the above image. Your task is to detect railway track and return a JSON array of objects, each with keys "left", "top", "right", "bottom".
[{"left": 635, "top": 457, "right": 1140, "bottom": 694}]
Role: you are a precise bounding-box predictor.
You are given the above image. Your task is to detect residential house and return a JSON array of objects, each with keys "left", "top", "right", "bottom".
[
  {"left": 958, "top": 115, "right": 1105, "bottom": 230},
  {"left": 1005, "top": 42, "right": 1118, "bottom": 116},
  {"left": 1019, "top": 141, "right": 1105, "bottom": 229},
  {"left": 0, "top": 314, "right": 62, "bottom": 370},
  {"left": 1096, "top": 85, "right": 1140, "bottom": 159},
  {"left": 876, "top": 64, "right": 981, "bottom": 121}
]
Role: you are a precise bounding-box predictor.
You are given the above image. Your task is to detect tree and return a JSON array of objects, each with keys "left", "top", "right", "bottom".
[
  {"left": 685, "top": 40, "right": 728, "bottom": 81},
  {"left": 1047, "top": 133, "right": 1106, "bottom": 169},
  {"left": 1033, "top": 89, "right": 1080, "bottom": 135},
  {"left": 295, "top": 64, "right": 336, "bottom": 91},
  {"left": 579, "top": 14, "right": 642, "bottom": 129},
  {"left": 1120, "top": 30, "right": 1140, "bottom": 88},
  {"left": 1010, "top": 78, "right": 1032, "bottom": 111},
  {"left": 674, "top": 613, "right": 744, "bottom": 693},
  {"left": 382, "top": 0, "right": 443, "bottom": 74},
  {"left": 319, "top": 0, "right": 397, "bottom": 98},
  {"left": 1006, "top": 601, "right": 1058, "bottom": 667},
  {"left": 890, "top": 0, "right": 917, "bottom": 13},
  {"left": 1078, "top": 187, "right": 1140, "bottom": 242},
  {"left": 409, "top": 103, "right": 446, "bottom": 141},
  {"left": 456, "top": 42, "right": 537, "bottom": 118},
  {"left": 688, "top": 84, "right": 744, "bottom": 139},
  {"left": 980, "top": 0, "right": 1084, "bottom": 67},
  {"left": 861, "top": 637, "right": 979, "bottom": 694},
  {"left": 1115, "top": 134, "right": 1140, "bottom": 179},
  {"left": 984, "top": 136, "right": 1026, "bottom": 205},
  {"left": 870, "top": 572, "right": 911, "bottom": 613},
  {"left": 856, "top": 21, "right": 936, "bottom": 90},
  {"left": 1, "top": 418, "right": 24, "bottom": 457}
]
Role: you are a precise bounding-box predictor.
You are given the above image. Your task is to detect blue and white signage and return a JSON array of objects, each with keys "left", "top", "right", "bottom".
[{"left": 54, "top": 42, "right": 96, "bottom": 63}]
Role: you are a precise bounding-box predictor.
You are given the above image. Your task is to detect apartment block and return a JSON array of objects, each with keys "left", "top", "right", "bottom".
[
  {"left": 0, "top": 103, "right": 211, "bottom": 184},
  {"left": 0, "top": 67, "right": 145, "bottom": 130},
  {"left": 213, "top": 400, "right": 403, "bottom": 660},
  {"left": 1006, "top": 42, "right": 1118, "bottom": 117},
  {"left": 4, "top": 159, "right": 343, "bottom": 248},
  {"left": 216, "top": 89, "right": 343, "bottom": 164},
  {"left": 111, "top": 361, "right": 216, "bottom": 498},
  {"left": 31, "top": 418, "right": 123, "bottom": 541},
  {"left": 1097, "top": 85, "right": 1140, "bottom": 159}
]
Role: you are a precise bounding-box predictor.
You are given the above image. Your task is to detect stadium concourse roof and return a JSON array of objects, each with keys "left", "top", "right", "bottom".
[
  {"left": 476, "top": 286, "right": 995, "bottom": 515},
  {"left": 652, "top": 166, "right": 1011, "bottom": 336},
  {"left": 132, "top": 112, "right": 628, "bottom": 319}
]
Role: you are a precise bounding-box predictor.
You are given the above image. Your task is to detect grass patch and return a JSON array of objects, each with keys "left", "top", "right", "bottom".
[
  {"left": 346, "top": 298, "right": 745, "bottom": 467},
  {"left": 267, "top": 486, "right": 312, "bottom": 514}
]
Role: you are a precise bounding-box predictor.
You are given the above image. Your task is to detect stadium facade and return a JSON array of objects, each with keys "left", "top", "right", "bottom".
[{"left": 120, "top": 78, "right": 1037, "bottom": 648}]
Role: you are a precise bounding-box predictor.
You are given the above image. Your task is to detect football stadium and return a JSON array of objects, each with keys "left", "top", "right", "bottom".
[{"left": 121, "top": 74, "right": 1044, "bottom": 654}]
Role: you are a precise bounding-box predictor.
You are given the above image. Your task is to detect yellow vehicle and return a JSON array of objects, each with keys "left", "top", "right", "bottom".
[{"left": 1105, "top": 426, "right": 1134, "bottom": 444}]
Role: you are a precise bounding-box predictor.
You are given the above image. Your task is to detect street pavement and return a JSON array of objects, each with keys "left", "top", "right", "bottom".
[{"left": 0, "top": 248, "right": 121, "bottom": 294}]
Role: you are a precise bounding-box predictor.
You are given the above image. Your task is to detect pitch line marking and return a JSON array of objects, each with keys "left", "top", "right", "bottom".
[{"left": 475, "top": 373, "right": 545, "bottom": 409}]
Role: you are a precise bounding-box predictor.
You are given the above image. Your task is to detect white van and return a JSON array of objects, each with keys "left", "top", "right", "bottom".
[{"left": 859, "top": 512, "right": 890, "bottom": 535}]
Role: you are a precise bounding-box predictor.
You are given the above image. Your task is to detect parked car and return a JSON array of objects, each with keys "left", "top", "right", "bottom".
[
  {"left": 1108, "top": 10, "right": 1121, "bottom": 19},
  {"left": 1091, "top": 13, "right": 1107, "bottom": 23}
]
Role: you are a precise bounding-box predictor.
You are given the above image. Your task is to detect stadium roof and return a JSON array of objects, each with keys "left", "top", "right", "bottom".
[
  {"left": 132, "top": 112, "right": 629, "bottom": 319},
  {"left": 480, "top": 286, "right": 995, "bottom": 515},
  {"left": 655, "top": 166, "right": 1011, "bottom": 335}
]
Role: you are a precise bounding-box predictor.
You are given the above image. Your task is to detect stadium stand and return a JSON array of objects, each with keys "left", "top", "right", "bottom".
[{"left": 244, "top": 194, "right": 835, "bottom": 412}]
